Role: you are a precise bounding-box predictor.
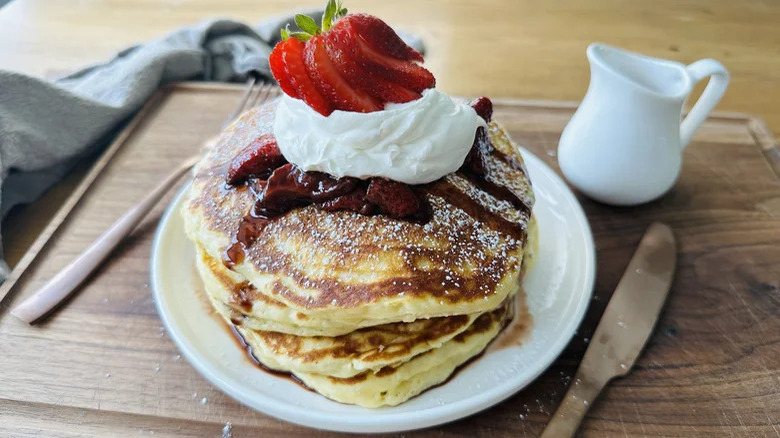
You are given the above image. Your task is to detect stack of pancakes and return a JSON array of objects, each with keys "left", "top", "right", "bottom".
[{"left": 182, "top": 101, "right": 534, "bottom": 407}]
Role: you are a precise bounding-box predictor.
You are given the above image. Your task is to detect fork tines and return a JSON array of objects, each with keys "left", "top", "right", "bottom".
[{"left": 223, "top": 78, "right": 280, "bottom": 128}]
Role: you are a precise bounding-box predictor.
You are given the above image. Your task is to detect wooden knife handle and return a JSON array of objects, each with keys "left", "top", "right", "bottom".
[{"left": 539, "top": 374, "right": 610, "bottom": 438}]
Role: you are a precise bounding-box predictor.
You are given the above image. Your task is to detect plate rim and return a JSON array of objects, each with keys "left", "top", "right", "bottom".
[{"left": 151, "top": 147, "right": 595, "bottom": 433}]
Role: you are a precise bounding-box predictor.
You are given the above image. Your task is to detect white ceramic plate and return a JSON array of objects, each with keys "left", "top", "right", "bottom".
[{"left": 151, "top": 148, "right": 595, "bottom": 433}]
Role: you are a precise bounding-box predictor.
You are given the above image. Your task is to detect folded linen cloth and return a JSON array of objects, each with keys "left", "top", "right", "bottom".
[{"left": 0, "top": 12, "right": 424, "bottom": 278}]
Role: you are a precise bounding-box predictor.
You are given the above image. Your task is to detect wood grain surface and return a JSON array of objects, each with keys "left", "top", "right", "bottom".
[{"left": 0, "top": 84, "right": 778, "bottom": 437}]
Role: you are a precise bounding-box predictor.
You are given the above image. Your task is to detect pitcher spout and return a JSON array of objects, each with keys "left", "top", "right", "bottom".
[{"left": 587, "top": 43, "right": 691, "bottom": 100}]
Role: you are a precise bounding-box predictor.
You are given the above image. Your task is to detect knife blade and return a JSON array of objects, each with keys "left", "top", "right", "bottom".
[{"left": 540, "top": 222, "right": 676, "bottom": 438}]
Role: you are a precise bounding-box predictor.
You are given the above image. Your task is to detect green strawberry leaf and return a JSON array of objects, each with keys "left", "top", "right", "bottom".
[
  {"left": 280, "top": 24, "right": 291, "bottom": 41},
  {"left": 294, "top": 14, "right": 321, "bottom": 35},
  {"left": 322, "top": 0, "right": 337, "bottom": 30}
]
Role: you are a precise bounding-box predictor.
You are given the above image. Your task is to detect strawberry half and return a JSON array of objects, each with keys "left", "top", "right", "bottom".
[
  {"left": 280, "top": 38, "right": 333, "bottom": 116},
  {"left": 304, "top": 35, "right": 382, "bottom": 112}
]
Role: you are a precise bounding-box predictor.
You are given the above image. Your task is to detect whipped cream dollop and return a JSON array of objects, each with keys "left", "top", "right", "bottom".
[{"left": 273, "top": 89, "right": 487, "bottom": 185}]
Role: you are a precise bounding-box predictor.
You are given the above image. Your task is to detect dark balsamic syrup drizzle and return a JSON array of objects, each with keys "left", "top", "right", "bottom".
[
  {"left": 460, "top": 145, "right": 532, "bottom": 218},
  {"left": 423, "top": 177, "right": 527, "bottom": 241}
]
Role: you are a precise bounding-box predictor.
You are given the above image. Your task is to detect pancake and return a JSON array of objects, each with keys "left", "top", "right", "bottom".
[
  {"left": 286, "top": 303, "right": 510, "bottom": 408},
  {"left": 182, "top": 100, "right": 534, "bottom": 334},
  {"left": 195, "top": 243, "right": 361, "bottom": 336},
  {"left": 197, "top": 244, "right": 488, "bottom": 378}
]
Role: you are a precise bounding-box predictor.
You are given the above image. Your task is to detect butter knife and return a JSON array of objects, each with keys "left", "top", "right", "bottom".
[{"left": 540, "top": 222, "right": 676, "bottom": 438}]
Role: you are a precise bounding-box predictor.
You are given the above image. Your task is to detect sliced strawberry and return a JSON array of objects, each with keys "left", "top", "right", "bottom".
[
  {"left": 331, "top": 20, "right": 435, "bottom": 93},
  {"left": 365, "top": 177, "right": 422, "bottom": 218},
  {"left": 324, "top": 27, "right": 421, "bottom": 104},
  {"left": 269, "top": 42, "right": 297, "bottom": 98},
  {"left": 374, "top": 79, "right": 421, "bottom": 104},
  {"left": 303, "top": 35, "right": 382, "bottom": 113},
  {"left": 227, "top": 134, "right": 287, "bottom": 185},
  {"left": 342, "top": 14, "right": 424, "bottom": 62},
  {"left": 356, "top": 37, "right": 435, "bottom": 93},
  {"left": 281, "top": 38, "right": 332, "bottom": 116}
]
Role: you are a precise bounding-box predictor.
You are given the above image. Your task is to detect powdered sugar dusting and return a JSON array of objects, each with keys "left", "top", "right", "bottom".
[{"left": 187, "top": 102, "right": 534, "bottom": 312}]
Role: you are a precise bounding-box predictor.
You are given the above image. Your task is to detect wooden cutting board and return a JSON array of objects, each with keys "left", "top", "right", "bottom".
[{"left": 0, "top": 83, "right": 778, "bottom": 437}]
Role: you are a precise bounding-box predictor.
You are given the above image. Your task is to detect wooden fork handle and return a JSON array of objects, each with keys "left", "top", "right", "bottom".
[
  {"left": 539, "top": 373, "right": 610, "bottom": 438},
  {"left": 11, "top": 156, "right": 198, "bottom": 324}
]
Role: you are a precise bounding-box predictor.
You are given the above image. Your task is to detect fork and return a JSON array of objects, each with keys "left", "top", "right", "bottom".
[{"left": 11, "top": 78, "right": 278, "bottom": 324}]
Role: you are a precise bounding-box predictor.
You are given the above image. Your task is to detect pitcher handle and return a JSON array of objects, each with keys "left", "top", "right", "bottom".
[{"left": 680, "top": 59, "right": 729, "bottom": 149}]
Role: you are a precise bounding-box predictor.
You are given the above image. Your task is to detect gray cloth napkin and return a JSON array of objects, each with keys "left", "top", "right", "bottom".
[{"left": 0, "top": 12, "right": 424, "bottom": 278}]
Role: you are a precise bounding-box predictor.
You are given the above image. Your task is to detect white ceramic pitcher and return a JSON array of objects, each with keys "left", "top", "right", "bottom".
[{"left": 558, "top": 43, "right": 729, "bottom": 206}]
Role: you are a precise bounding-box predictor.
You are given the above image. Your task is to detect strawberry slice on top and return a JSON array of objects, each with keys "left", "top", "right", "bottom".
[
  {"left": 344, "top": 13, "right": 424, "bottom": 62},
  {"left": 268, "top": 44, "right": 297, "bottom": 98},
  {"left": 324, "top": 24, "right": 422, "bottom": 104},
  {"left": 279, "top": 38, "right": 333, "bottom": 116},
  {"left": 326, "top": 21, "right": 434, "bottom": 95},
  {"left": 304, "top": 35, "right": 382, "bottom": 112},
  {"left": 268, "top": 0, "right": 435, "bottom": 115}
]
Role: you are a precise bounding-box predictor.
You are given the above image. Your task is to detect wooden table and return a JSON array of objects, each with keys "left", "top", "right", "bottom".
[
  {"left": 1, "top": 83, "right": 778, "bottom": 437},
  {"left": 0, "top": 1, "right": 779, "bottom": 436}
]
